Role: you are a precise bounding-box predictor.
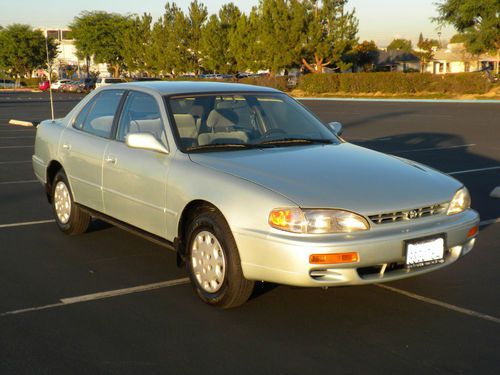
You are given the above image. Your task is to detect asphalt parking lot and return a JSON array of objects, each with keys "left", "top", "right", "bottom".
[{"left": 1, "top": 92, "right": 499, "bottom": 374}]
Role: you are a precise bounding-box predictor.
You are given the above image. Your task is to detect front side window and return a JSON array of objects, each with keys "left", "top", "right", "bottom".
[
  {"left": 117, "top": 91, "right": 165, "bottom": 143},
  {"left": 167, "top": 93, "right": 338, "bottom": 152},
  {"left": 74, "top": 90, "right": 124, "bottom": 138}
]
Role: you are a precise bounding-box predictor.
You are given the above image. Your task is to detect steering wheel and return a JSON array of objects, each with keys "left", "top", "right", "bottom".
[{"left": 261, "top": 128, "right": 287, "bottom": 139}]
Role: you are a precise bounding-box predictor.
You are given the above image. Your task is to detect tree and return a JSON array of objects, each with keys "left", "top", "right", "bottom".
[
  {"left": 257, "top": 0, "right": 307, "bottom": 74},
  {"left": 415, "top": 33, "right": 440, "bottom": 73},
  {"left": 386, "top": 38, "right": 412, "bottom": 53},
  {"left": 301, "top": 0, "right": 359, "bottom": 73},
  {"left": 69, "top": 11, "right": 132, "bottom": 77},
  {"left": 123, "top": 13, "right": 154, "bottom": 76},
  {"left": 200, "top": 3, "right": 241, "bottom": 73},
  {"left": 186, "top": 0, "right": 208, "bottom": 74},
  {"left": 0, "top": 24, "right": 58, "bottom": 78},
  {"left": 353, "top": 40, "right": 378, "bottom": 71},
  {"left": 435, "top": 0, "right": 500, "bottom": 54},
  {"left": 450, "top": 33, "right": 467, "bottom": 44},
  {"left": 229, "top": 8, "right": 265, "bottom": 72}
]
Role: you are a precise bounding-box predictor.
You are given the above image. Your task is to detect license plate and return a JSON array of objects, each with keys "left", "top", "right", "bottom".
[{"left": 405, "top": 236, "right": 445, "bottom": 268}]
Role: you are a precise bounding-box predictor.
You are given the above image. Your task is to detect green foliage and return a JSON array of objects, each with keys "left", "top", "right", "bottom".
[
  {"left": 298, "top": 72, "right": 490, "bottom": 94},
  {"left": 200, "top": 3, "right": 241, "bottom": 73},
  {"left": 435, "top": 0, "right": 500, "bottom": 54},
  {"left": 301, "top": 0, "right": 359, "bottom": 73},
  {"left": 123, "top": 13, "right": 154, "bottom": 76},
  {"left": 238, "top": 76, "right": 289, "bottom": 91},
  {"left": 69, "top": 11, "right": 132, "bottom": 77},
  {"left": 353, "top": 40, "right": 379, "bottom": 72},
  {"left": 415, "top": 33, "right": 440, "bottom": 72},
  {"left": 0, "top": 24, "right": 58, "bottom": 77},
  {"left": 450, "top": 33, "right": 467, "bottom": 43},
  {"left": 387, "top": 38, "right": 412, "bottom": 53}
]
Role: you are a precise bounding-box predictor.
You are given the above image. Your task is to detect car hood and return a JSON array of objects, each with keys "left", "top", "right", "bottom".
[{"left": 189, "top": 143, "right": 460, "bottom": 215}]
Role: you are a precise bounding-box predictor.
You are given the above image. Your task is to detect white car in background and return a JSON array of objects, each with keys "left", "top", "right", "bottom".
[
  {"left": 50, "top": 79, "right": 71, "bottom": 91},
  {"left": 95, "top": 77, "right": 126, "bottom": 89}
]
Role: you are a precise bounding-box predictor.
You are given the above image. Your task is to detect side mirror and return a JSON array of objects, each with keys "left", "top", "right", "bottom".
[
  {"left": 328, "top": 122, "right": 343, "bottom": 136},
  {"left": 125, "top": 133, "right": 169, "bottom": 154}
]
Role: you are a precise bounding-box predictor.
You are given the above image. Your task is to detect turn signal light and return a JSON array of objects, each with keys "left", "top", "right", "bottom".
[
  {"left": 467, "top": 225, "right": 478, "bottom": 238},
  {"left": 309, "top": 252, "right": 359, "bottom": 264}
]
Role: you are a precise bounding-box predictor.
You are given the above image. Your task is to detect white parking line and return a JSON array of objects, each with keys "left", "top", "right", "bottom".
[
  {"left": 448, "top": 166, "right": 500, "bottom": 175},
  {"left": 0, "top": 136, "right": 35, "bottom": 139},
  {"left": 0, "top": 179, "right": 38, "bottom": 185},
  {"left": 0, "top": 219, "right": 55, "bottom": 229},
  {"left": 0, "top": 145, "right": 33, "bottom": 149},
  {"left": 479, "top": 218, "right": 500, "bottom": 227},
  {"left": 391, "top": 144, "right": 476, "bottom": 154},
  {"left": 0, "top": 278, "right": 190, "bottom": 317},
  {"left": 0, "top": 160, "right": 31, "bottom": 165},
  {"left": 377, "top": 284, "right": 500, "bottom": 324}
]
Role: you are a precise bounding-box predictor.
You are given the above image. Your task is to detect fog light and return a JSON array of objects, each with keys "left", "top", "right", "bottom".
[
  {"left": 309, "top": 252, "right": 359, "bottom": 264},
  {"left": 462, "top": 238, "right": 476, "bottom": 255}
]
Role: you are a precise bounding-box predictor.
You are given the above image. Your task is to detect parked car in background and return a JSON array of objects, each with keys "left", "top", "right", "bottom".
[
  {"left": 32, "top": 81, "right": 479, "bottom": 309},
  {"left": 39, "top": 80, "right": 50, "bottom": 91},
  {"left": 76, "top": 78, "right": 97, "bottom": 93},
  {"left": 0, "top": 79, "right": 16, "bottom": 89},
  {"left": 95, "top": 77, "right": 126, "bottom": 89},
  {"left": 51, "top": 79, "right": 71, "bottom": 91}
]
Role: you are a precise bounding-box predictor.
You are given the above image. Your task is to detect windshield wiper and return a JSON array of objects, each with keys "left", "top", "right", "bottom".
[
  {"left": 259, "top": 138, "right": 334, "bottom": 146},
  {"left": 186, "top": 143, "right": 263, "bottom": 152}
]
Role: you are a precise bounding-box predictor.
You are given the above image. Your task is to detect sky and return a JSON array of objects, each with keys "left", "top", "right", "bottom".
[{"left": 0, "top": 0, "right": 455, "bottom": 47}]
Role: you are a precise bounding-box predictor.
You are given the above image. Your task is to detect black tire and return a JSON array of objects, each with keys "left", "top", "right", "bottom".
[
  {"left": 51, "top": 170, "right": 90, "bottom": 235},
  {"left": 186, "top": 207, "right": 254, "bottom": 308}
]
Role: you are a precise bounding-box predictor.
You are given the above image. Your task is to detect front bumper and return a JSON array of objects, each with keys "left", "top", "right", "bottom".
[{"left": 235, "top": 209, "right": 479, "bottom": 287}]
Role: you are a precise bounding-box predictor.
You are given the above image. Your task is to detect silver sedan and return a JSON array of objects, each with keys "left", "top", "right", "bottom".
[{"left": 32, "top": 81, "right": 479, "bottom": 308}]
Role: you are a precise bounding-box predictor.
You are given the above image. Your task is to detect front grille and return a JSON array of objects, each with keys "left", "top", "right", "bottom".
[{"left": 368, "top": 202, "right": 448, "bottom": 224}]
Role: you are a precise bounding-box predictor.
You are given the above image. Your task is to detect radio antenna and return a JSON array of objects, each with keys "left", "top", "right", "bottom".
[{"left": 45, "top": 30, "right": 55, "bottom": 122}]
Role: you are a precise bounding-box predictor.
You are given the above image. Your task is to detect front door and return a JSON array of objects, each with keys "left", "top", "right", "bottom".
[{"left": 102, "top": 91, "right": 171, "bottom": 238}]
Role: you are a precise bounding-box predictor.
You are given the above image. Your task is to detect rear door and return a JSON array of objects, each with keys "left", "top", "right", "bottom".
[
  {"left": 59, "top": 90, "right": 125, "bottom": 212},
  {"left": 102, "top": 90, "right": 171, "bottom": 237}
]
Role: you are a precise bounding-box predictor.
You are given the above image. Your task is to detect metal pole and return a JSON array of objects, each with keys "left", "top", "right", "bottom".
[{"left": 45, "top": 31, "right": 55, "bottom": 122}]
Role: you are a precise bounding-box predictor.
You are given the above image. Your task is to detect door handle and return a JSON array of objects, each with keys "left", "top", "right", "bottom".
[
  {"left": 62, "top": 144, "right": 71, "bottom": 150},
  {"left": 105, "top": 156, "right": 117, "bottom": 164}
]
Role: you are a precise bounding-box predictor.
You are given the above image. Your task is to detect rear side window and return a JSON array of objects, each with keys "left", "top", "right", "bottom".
[{"left": 73, "top": 90, "right": 124, "bottom": 138}]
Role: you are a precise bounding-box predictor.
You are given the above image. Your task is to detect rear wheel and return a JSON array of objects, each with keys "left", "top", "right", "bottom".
[
  {"left": 52, "top": 170, "right": 90, "bottom": 235},
  {"left": 186, "top": 208, "right": 254, "bottom": 308}
]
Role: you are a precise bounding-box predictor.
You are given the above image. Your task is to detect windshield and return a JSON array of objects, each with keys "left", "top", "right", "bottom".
[{"left": 166, "top": 93, "right": 339, "bottom": 152}]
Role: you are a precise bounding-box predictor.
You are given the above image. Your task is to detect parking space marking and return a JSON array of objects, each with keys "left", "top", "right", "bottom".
[
  {"left": 448, "top": 166, "right": 500, "bottom": 175},
  {"left": 0, "top": 278, "right": 190, "bottom": 317},
  {"left": 390, "top": 144, "right": 476, "bottom": 154},
  {"left": 0, "top": 219, "right": 55, "bottom": 229},
  {"left": 0, "top": 145, "right": 33, "bottom": 149},
  {"left": 0, "top": 136, "right": 35, "bottom": 139},
  {"left": 479, "top": 218, "right": 500, "bottom": 227},
  {"left": 0, "top": 180, "right": 38, "bottom": 185},
  {"left": 377, "top": 284, "right": 500, "bottom": 324},
  {"left": 0, "top": 160, "right": 31, "bottom": 165}
]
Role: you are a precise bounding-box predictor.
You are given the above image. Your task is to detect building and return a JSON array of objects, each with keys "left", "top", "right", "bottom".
[
  {"left": 374, "top": 50, "right": 420, "bottom": 72},
  {"left": 425, "top": 43, "right": 500, "bottom": 74},
  {"left": 42, "top": 29, "right": 109, "bottom": 79}
]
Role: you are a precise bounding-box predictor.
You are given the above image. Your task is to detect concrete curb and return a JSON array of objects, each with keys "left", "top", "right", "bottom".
[{"left": 297, "top": 97, "right": 500, "bottom": 103}]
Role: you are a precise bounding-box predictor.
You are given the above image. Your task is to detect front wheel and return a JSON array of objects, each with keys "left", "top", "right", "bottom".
[
  {"left": 186, "top": 208, "right": 254, "bottom": 308},
  {"left": 52, "top": 170, "right": 91, "bottom": 235}
]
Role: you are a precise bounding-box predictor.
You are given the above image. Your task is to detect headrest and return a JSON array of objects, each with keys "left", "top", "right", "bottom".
[{"left": 206, "top": 109, "right": 238, "bottom": 129}]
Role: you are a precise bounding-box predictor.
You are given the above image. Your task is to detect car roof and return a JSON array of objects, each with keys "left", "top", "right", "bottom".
[{"left": 105, "top": 80, "right": 280, "bottom": 96}]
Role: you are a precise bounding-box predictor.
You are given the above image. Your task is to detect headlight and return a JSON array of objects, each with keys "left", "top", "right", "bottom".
[
  {"left": 269, "top": 208, "right": 370, "bottom": 234},
  {"left": 447, "top": 187, "right": 471, "bottom": 215}
]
